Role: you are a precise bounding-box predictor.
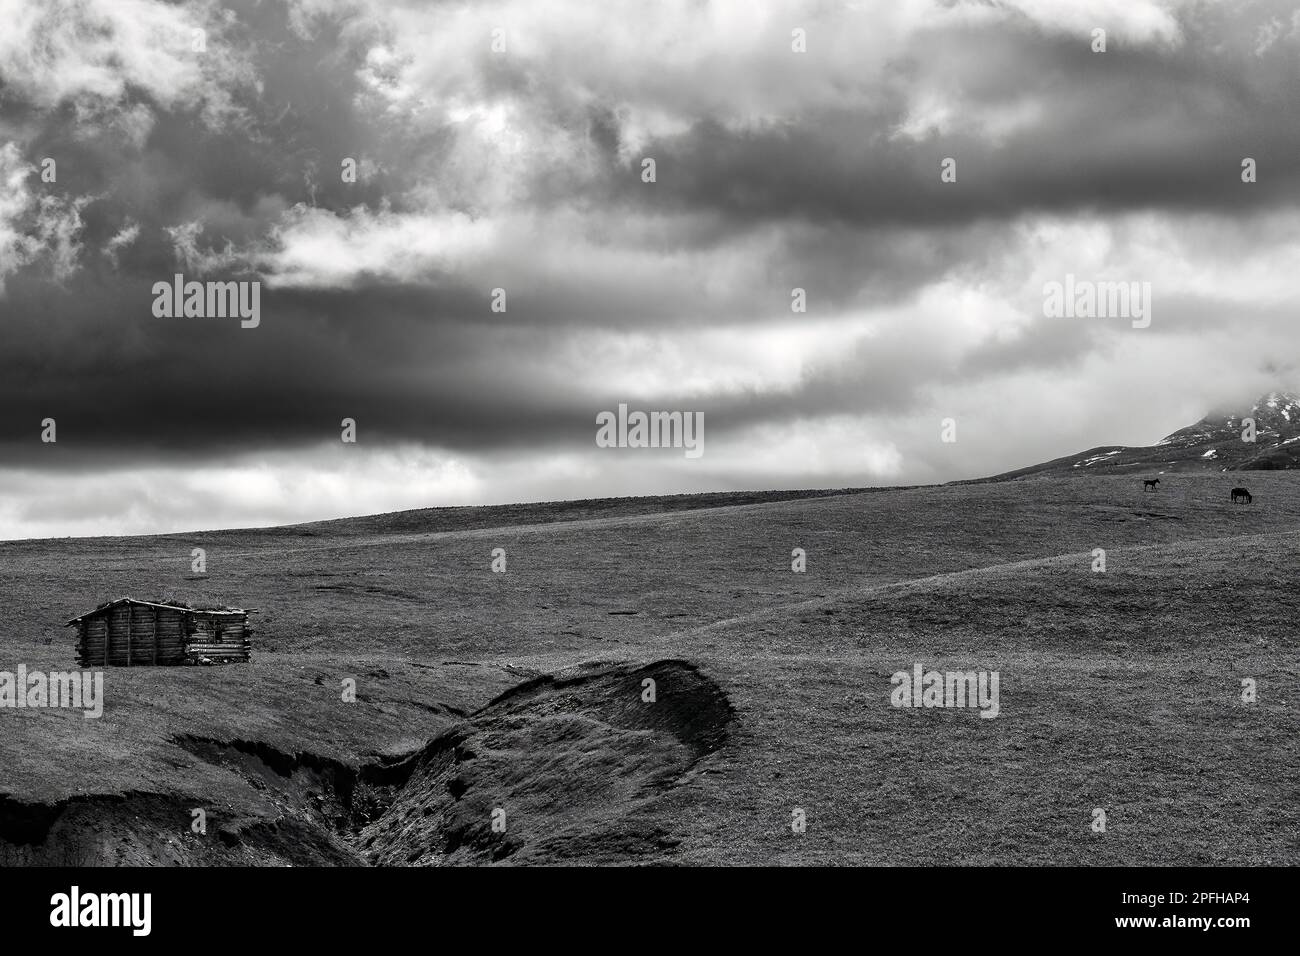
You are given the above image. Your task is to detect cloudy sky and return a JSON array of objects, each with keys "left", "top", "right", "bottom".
[{"left": 2, "top": 0, "right": 1300, "bottom": 538}]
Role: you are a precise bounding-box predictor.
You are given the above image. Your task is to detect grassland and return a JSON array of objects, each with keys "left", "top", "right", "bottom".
[{"left": 0, "top": 476, "right": 1296, "bottom": 865}]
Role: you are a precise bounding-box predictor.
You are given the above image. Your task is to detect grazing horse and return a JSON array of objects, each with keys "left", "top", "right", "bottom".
[
  {"left": 1231, "top": 487, "right": 1253, "bottom": 504},
  {"left": 1143, "top": 478, "right": 1160, "bottom": 491}
]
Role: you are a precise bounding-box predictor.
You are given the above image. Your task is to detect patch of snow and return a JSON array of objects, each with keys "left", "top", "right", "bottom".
[
  {"left": 1078, "top": 450, "right": 1122, "bottom": 467},
  {"left": 1202, "top": 449, "right": 1217, "bottom": 458}
]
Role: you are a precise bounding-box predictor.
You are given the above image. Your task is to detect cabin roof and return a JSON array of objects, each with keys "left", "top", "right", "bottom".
[{"left": 65, "top": 596, "right": 253, "bottom": 626}]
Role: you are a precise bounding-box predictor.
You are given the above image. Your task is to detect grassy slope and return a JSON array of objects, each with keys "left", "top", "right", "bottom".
[{"left": 1, "top": 474, "right": 1297, "bottom": 864}]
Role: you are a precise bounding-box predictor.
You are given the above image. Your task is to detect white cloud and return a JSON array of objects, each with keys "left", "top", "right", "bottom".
[
  {"left": 0, "top": 143, "right": 93, "bottom": 291},
  {"left": 104, "top": 220, "right": 142, "bottom": 269},
  {"left": 0, "top": 0, "right": 253, "bottom": 125}
]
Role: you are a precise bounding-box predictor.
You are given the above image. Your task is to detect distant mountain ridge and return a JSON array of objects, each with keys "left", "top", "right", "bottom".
[{"left": 986, "top": 391, "right": 1300, "bottom": 480}]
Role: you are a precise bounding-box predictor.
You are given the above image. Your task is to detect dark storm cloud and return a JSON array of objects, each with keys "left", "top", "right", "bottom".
[
  {"left": 620, "top": 35, "right": 1300, "bottom": 228},
  {"left": 0, "top": 271, "right": 607, "bottom": 465}
]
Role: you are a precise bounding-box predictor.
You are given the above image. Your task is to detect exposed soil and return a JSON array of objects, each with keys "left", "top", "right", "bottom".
[{"left": 0, "top": 660, "right": 735, "bottom": 866}]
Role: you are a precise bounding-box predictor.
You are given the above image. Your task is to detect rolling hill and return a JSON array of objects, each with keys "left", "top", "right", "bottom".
[{"left": 1, "top": 475, "right": 1296, "bottom": 865}]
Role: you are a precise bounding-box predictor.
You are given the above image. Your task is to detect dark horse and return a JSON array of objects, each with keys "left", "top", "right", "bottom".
[
  {"left": 1231, "top": 487, "right": 1253, "bottom": 504},
  {"left": 1143, "top": 478, "right": 1160, "bottom": 491}
]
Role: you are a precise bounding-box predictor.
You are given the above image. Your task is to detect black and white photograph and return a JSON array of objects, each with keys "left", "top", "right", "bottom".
[{"left": 0, "top": 0, "right": 1291, "bottom": 936}]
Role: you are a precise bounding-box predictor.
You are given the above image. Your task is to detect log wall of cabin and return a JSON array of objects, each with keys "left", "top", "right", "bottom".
[
  {"left": 77, "top": 606, "right": 187, "bottom": 666},
  {"left": 183, "top": 614, "right": 252, "bottom": 663}
]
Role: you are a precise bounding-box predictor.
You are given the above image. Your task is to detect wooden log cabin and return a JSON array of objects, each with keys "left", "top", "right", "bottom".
[{"left": 66, "top": 598, "right": 253, "bottom": 666}]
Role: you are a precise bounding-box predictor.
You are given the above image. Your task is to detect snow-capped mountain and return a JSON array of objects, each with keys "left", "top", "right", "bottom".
[
  {"left": 983, "top": 391, "right": 1300, "bottom": 480},
  {"left": 1155, "top": 391, "right": 1300, "bottom": 451}
]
